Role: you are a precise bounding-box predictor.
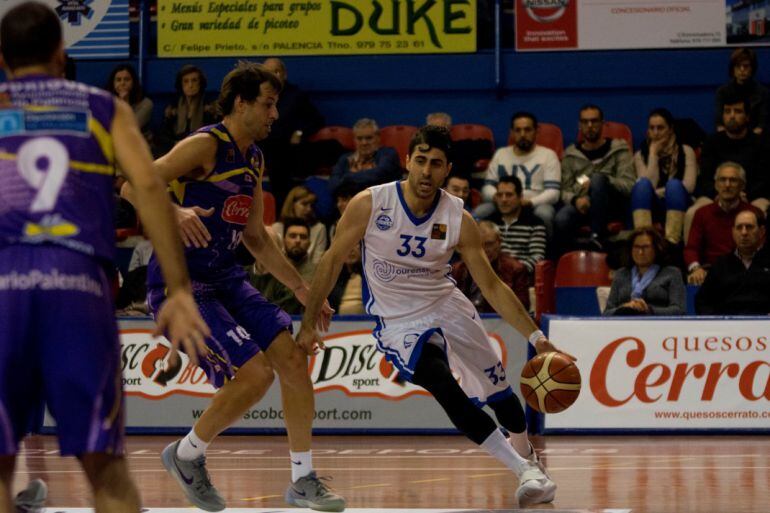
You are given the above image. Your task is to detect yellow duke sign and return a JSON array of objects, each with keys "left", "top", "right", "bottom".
[{"left": 157, "top": 0, "right": 476, "bottom": 57}]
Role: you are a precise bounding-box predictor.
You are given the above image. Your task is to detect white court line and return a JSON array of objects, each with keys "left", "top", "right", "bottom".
[{"left": 15, "top": 453, "right": 769, "bottom": 459}]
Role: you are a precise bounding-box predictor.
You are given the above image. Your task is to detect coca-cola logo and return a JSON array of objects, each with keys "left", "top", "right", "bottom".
[{"left": 221, "top": 194, "right": 252, "bottom": 225}]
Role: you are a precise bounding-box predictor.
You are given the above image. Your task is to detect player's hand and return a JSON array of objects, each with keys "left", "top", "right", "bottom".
[
  {"left": 295, "top": 326, "right": 323, "bottom": 356},
  {"left": 177, "top": 206, "right": 214, "bottom": 248},
  {"left": 153, "top": 289, "right": 210, "bottom": 367},
  {"left": 534, "top": 337, "right": 577, "bottom": 362},
  {"left": 294, "top": 284, "right": 335, "bottom": 332}
]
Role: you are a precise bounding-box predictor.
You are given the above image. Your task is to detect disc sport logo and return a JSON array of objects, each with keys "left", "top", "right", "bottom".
[{"left": 523, "top": 0, "right": 569, "bottom": 23}]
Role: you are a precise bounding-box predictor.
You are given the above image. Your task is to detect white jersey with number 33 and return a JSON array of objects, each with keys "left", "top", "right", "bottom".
[{"left": 362, "top": 181, "right": 464, "bottom": 322}]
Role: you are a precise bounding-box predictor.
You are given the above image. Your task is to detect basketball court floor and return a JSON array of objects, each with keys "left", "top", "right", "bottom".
[{"left": 11, "top": 433, "right": 770, "bottom": 512}]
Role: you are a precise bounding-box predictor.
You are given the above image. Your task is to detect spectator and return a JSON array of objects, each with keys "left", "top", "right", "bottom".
[
  {"left": 252, "top": 218, "right": 316, "bottom": 314},
  {"left": 106, "top": 64, "right": 153, "bottom": 140},
  {"left": 116, "top": 238, "right": 153, "bottom": 316},
  {"left": 328, "top": 182, "right": 361, "bottom": 241},
  {"left": 632, "top": 108, "right": 697, "bottom": 244},
  {"left": 443, "top": 172, "right": 472, "bottom": 211},
  {"left": 715, "top": 48, "right": 768, "bottom": 135},
  {"left": 260, "top": 57, "right": 325, "bottom": 209},
  {"left": 684, "top": 162, "right": 764, "bottom": 285},
  {"left": 452, "top": 221, "right": 530, "bottom": 312},
  {"left": 695, "top": 209, "right": 770, "bottom": 315},
  {"left": 328, "top": 243, "right": 365, "bottom": 314},
  {"left": 271, "top": 185, "right": 328, "bottom": 264},
  {"left": 556, "top": 104, "right": 635, "bottom": 254},
  {"left": 329, "top": 118, "right": 402, "bottom": 195},
  {"left": 604, "top": 227, "right": 686, "bottom": 316},
  {"left": 426, "top": 111, "right": 452, "bottom": 128},
  {"left": 479, "top": 112, "right": 560, "bottom": 235},
  {"left": 155, "top": 64, "right": 216, "bottom": 156},
  {"left": 486, "top": 175, "right": 546, "bottom": 276}
]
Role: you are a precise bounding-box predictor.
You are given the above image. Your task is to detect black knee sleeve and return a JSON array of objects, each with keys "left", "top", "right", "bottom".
[
  {"left": 411, "top": 344, "right": 497, "bottom": 444},
  {"left": 488, "top": 394, "right": 527, "bottom": 434}
]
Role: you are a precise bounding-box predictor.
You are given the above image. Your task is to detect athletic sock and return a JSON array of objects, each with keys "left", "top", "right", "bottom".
[
  {"left": 480, "top": 428, "right": 530, "bottom": 475},
  {"left": 290, "top": 450, "right": 313, "bottom": 482},
  {"left": 176, "top": 429, "right": 209, "bottom": 461}
]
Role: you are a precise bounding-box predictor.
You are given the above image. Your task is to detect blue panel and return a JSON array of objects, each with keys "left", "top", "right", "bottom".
[{"left": 555, "top": 287, "right": 601, "bottom": 316}]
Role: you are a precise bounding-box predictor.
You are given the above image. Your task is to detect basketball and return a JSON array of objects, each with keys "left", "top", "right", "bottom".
[{"left": 520, "top": 352, "right": 581, "bottom": 414}]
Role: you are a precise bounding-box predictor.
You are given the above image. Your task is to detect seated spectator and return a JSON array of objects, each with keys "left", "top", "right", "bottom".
[
  {"left": 116, "top": 238, "right": 153, "bottom": 316},
  {"left": 328, "top": 182, "right": 361, "bottom": 241},
  {"left": 478, "top": 112, "right": 560, "bottom": 234},
  {"left": 154, "top": 64, "right": 216, "bottom": 156},
  {"left": 715, "top": 48, "right": 768, "bottom": 135},
  {"left": 452, "top": 221, "right": 530, "bottom": 312},
  {"left": 684, "top": 162, "right": 764, "bottom": 285},
  {"left": 632, "top": 108, "right": 697, "bottom": 244},
  {"left": 426, "top": 111, "right": 452, "bottom": 129},
  {"left": 443, "top": 172, "right": 472, "bottom": 211},
  {"left": 328, "top": 244, "right": 365, "bottom": 314},
  {"left": 695, "top": 209, "right": 770, "bottom": 314},
  {"left": 557, "top": 104, "right": 635, "bottom": 254},
  {"left": 328, "top": 118, "right": 402, "bottom": 195},
  {"left": 271, "top": 185, "right": 328, "bottom": 264},
  {"left": 106, "top": 64, "right": 153, "bottom": 141},
  {"left": 486, "top": 175, "right": 546, "bottom": 277},
  {"left": 252, "top": 218, "right": 316, "bottom": 314},
  {"left": 604, "top": 227, "right": 686, "bottom": 316}
]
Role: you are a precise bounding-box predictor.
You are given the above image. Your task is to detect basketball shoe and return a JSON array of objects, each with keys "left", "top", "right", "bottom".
[
  {"left": 285, "top": 471, "right": 346, "bottom": 512},
  {"left": 161, "top": 440, "right": 226, "bottom": 512},
  {"left": 514, "top": 442, "right": 556, "bottom": 505},
  {"left": 14, "top": 479, "right": 47, "bottom": 513}
]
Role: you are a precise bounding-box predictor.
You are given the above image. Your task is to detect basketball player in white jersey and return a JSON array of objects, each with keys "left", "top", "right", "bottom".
[{"left": 297, "top": 125, "right": 572, "bottom": 506}]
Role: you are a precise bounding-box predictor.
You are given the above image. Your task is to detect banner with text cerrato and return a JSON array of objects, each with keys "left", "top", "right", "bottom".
[
  {"left": 544, "top": 317, "right": 770, "bottom": 431},
  {"left": 157, "top": 0, "right": 476, "bottom": 57}
]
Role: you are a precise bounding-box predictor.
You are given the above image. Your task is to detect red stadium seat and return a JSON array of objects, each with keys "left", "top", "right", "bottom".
[
  {"left": 308, "top": 125, "right": 355, "bottom": 151},
  {"left": 379, "top": 125, "right": 418, "bottom": 167},
  {"left": 262, "top": 190, "right": 276, "bottom": 225},
  {"left": 450, "top": 123, "right": 495, "bottom": 149},
  {"left": 507, "top": 122, "right": 564, "bottom": 159},
  {"left": 555, "top": 250, "right": 611, "bottom": 287},
  {"left": 577, "top": 120, "right": 633, "bottom": 151},
  {"left": 534, "top": 259, "right": 555, "bottom": 323}
]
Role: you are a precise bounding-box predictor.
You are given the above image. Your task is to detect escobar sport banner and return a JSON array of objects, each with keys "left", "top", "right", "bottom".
[
  {"left": 157, "top": 0, "right": 476, "bottom": 57},
  {"left": 515, "top": 0, "right": 729, "bottom": 51},
  {"left": 544, "top": 317, "right": 770, "bottom": 431}
]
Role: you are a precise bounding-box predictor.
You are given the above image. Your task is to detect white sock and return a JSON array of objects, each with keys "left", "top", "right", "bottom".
[
  {"left": 480, "top": 429, "right": 530, "bottom": 475},
  {"left": 290, "top": 450, "right": 313, "bottom": 483},
  {"left": 176, "top": 429, "right": 209, "bottom": 461},
  {"left": 509, "top": 431, "right": 533, "bottom": 459}
]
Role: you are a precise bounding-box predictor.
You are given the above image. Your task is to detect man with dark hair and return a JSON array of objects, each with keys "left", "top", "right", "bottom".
[
  {"left": 443, "top": 172, "right": 472, "bottom": 210},
  {"left": 297, "top": 125, "right": 572, "bottom": 507},
  {"left": 122, "top": 61, "right": 344, "bottom": 512},
  {"left": 715, "top": 47, "right": 768, "bottom": 134},
  {"left": 555, "top": 104, "right": 635, "bottom": 255},
  {"left": 0, "top": 3, "right": 210, "bottom": 513},
  {"left": 479, "top": 112, "right": 560, "bottom": 234}
]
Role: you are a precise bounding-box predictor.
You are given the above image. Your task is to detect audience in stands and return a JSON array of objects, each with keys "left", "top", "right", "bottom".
[
  {"left": 695, "top": 209, "right": 770, "bottom": 314},
  {"left": 329, "top": 118, "right": 402, "bottom": 195},
  {"left": 715, "top": 48, "right": 768, "bottom": 135},
  {"left": 260, "top": 58, "right": 325, "bottom": 209},
  {"left": 443, "top": 172, "right": 472, "bottom": 211},
  {"left": 271, "top": 185, "right": 329, "bottom": 264},
  {"left": 106, "top": 64, "right": 153, "bottom": 141},
  {"left": 426, "top": 112, "right": 453, "bottom": 129},
  {"left": 632, "top": 108, "right": 697, "bottom": 245},
  {"left": 684, "top": 162, "right": 764, "bottom": 285},
  {"left": 452, "top": 220, "right": 530, "bottom": 311},
  {"left": 253, "top": 218, "right": 316, "bottom": 314},
  {"left": 556, "top": 104, "right": 635, "bottom": 254},
  {"left": 328, "top": 183, "right": 361, "bottom": 241},
  {"left": 328, "top": 243, "right": 365, "bottom": 314},
  {"left": 116, "top": 238, "right": 153, "bottom": 316},
  {"left": 486, "top": 175, "right": 546, "bottom": 278},
  {"left": 479, "top": 112, "right": 561, "bottom": 235},
  {"left": 154, "top": 64, "right": 216, "bottom": 156},
  {"left": 604, "top": 227, "right": 686, "bottom": 316}
]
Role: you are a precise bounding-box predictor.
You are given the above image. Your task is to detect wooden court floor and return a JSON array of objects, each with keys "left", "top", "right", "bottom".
[{"left": 10, "top": 434, "right": 770, "bottom": 512}]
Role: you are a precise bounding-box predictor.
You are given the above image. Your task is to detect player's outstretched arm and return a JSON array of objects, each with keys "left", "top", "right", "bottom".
[
  {"left": 112, "top": 99, "right": 210, "bottom": 364},
  {"left": 457, "top": 211, "right": 575, "bottom": 359},
  {"left": 296, "top": 191, "right": 372, "bottom": 355}
]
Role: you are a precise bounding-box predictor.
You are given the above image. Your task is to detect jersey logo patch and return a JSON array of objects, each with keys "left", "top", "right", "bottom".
[
  {"left": 431, "top": 223, "right": 447, "bottom": 240},
  {"left": 375, "top": 213, "right": 393, "bottom": 231},
  {"left": 221, "top": 194, "right": 252, "bottom": 225}
]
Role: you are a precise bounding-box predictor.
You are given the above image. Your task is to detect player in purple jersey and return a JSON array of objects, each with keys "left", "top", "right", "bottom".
[
  {"left": 0, "top": 3, "right": 210, "bottom": 513},
  {"left": 122, "top": 61, "right": 344, "bottom": 512}
]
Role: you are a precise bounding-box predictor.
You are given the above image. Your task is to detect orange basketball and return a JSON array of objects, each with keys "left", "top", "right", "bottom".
[{"left": 520, "top": 351, "right": 581, "bottom": 413}]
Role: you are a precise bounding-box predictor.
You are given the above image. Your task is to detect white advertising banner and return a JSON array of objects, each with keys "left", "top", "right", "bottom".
[{"left": 545, "top": 317, "right": 770, "bottom": 431}]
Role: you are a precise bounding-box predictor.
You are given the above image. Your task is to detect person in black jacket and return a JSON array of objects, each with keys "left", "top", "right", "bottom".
[{"left": 696, "top": 209, "right": 770, "bottom": 314}]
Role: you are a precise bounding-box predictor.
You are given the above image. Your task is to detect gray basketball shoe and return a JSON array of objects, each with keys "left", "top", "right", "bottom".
[
  {"left": 161, "top": 440, "right": 226, "bottom": 512},
  {"left": 15, "top": 479, "right": 47, "bottom": 513},
  {"left": 285, "top": 471, "right": 346, "bottom": 512}
]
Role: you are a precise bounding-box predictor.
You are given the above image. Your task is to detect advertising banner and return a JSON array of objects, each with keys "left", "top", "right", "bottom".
[
  {"left": 544, "top": 317, "right": 770, "bottom": 431},
  {"left": 157, "top": 0, "right": 476, "bottom": 57},
  {"left": 515, "top": 0, "right": 754, "bottom": 51},
  {"left": 114, "top": 316, "right": 526, "bottom": 432},
  {"left": 0, "top": 0, "right": 129, "bottom": 58}
]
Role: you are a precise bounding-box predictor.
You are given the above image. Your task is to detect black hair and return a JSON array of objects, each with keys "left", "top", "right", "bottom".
[
  {"left": 106, "top": 64, "right": 144, "bottom": 105},
  {"left": 216, "top": 61, "right": 282, "bottom": 116},
  {"left": 0, "top": 2, "right": 62, "bottom": 70},
  {"left": 407, "top": 125, "right": 452, "bottom": 161},
  {"left": 510, "top": 111, "right": 538, "bottom": 129},
  {"left": 497, "top": 174, "right": 523, "bottom": 196},
  {"left": 579, "top": 104, "right": 604, "bottom": 121},
  {"left": 282, "top": 216, "right": 310, "bottom": 235},
  {"left": 175, "top": 64, "right": 207, "bottom": 96}
]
